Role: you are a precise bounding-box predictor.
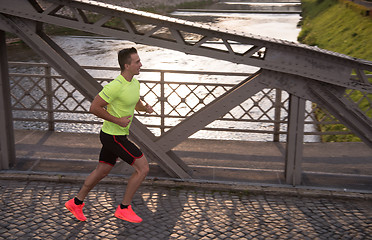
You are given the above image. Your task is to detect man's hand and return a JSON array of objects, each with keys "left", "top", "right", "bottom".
[
  {"left": 115, "top": 115, "right": 132, "bottom": 127},
  {"left": 135, "top": 100, "right": 154, "bottom": 113},
  {"left": 145, "top": 103, "right": 154, "bottom": 114}
]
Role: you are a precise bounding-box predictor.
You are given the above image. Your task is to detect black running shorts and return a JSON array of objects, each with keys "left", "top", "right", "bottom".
[{"left": 99, "top": 130, "right": 143, "bottom": 166}]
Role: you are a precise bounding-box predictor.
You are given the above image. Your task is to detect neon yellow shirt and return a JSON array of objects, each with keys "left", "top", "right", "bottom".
[{"left": 99, "top": 75, "right": 140, "bottom": 135}]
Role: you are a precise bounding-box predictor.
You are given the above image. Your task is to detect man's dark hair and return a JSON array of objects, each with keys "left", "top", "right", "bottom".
[{"left": 118, "top": 47, "right": 137, "bottom": 71}]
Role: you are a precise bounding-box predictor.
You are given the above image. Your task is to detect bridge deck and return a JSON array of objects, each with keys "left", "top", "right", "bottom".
[{"left": 11, "top": 130, "right": 372, "bottom": 192}]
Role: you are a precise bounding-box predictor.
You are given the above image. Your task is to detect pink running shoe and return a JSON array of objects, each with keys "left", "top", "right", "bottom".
[
  {"left": 114, "top": 205, "right": 143, "bottom": 223},
  {"left": 65, "top": 198, "right": 87, "bottom": 221}
]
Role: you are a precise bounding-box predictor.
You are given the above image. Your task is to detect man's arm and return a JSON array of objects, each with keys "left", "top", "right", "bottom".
[
  {"left": 90, "top": 95, "right": 132, "bottom": 127},
  {"left": 135, "top": 99, "right": 154, "bottom": 113}
]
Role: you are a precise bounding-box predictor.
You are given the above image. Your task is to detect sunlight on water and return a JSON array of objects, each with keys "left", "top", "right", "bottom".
[{"left": 171, "top": 13, "right": 301, "bottom": 41}]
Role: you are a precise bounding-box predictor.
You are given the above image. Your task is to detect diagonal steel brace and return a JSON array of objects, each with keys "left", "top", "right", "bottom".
[
  {"left": 259, "top": 70, "right": 372, "bottom": 148},
  {"left": 0, "top": 15, "right": 192, "bottom": 178},
  {"left": 156, "top": 71, "right": 266, "bottom": 151}
]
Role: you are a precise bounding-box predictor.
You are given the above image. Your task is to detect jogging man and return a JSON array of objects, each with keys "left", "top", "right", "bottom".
[{"left": 65, "top": 47, "right": 153, "bottom": 223}]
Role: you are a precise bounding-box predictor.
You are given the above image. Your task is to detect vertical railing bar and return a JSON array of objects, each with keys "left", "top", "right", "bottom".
[
  {"left": 160, "top": 71, "right": 165, "bottom": 135},
  {"left": 273, "top": 88, "right": 282, "bottom": 142},
  {"left": 0, "top": 31, "right": 16, "bottom": 169},
  {"left": 9, "top": 62, "right": 366, "bottom": 140},
  {"left": 45, "top": 65, "right": 54, "bottom": 131},
  {"left": 285, "top": 95, "right": 305, "bottom": 186}
]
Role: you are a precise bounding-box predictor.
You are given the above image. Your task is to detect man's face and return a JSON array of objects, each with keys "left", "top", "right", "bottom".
[{"left": 126, "top": 53, "right": 142, "bottom": 75}]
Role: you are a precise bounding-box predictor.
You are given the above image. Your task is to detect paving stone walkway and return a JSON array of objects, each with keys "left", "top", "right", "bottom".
[{"left": 0, "top": 179, "right": 371, "bottom": 239}]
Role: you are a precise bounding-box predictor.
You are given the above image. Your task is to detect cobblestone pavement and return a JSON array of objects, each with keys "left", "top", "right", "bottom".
[{"left": 0, "top": 180, "right": 371, "bottom": 240}]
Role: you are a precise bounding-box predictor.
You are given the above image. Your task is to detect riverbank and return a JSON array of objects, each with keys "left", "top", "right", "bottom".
[
  {"left": 298, "top": 0, "right": 372, "bottom": 143},
  {"left": 299, "top": 0, "right": 372, "bottom": 61}
]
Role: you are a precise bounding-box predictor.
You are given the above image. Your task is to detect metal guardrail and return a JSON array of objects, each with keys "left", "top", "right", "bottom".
[
  {"left": 1, "top": 0, "right": 371, "bottom": 182},
  {"left": 9, "top": 61, "right": 365, "bottom": 142}
]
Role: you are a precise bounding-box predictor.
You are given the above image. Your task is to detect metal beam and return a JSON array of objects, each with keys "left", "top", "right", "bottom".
[
  {"left": 0, "top": 15, "right": 101, "bottom": 100},
  {"left": 0, "top": 30, "right": 16, "bottom": 169},
  {"left": 260, "top": 70, "right": 372, "bottom": 148},
  {"left": 156, "top": 70, "right": 266, "bottom": 151},
  {"left": 285, "top": 94, "right": 305, "bottom": 186},
  {"left": 130, "top": 118, "right": 192, "bottom": 178},
  {"left": 0, "top": 0, "right": 371, "bottom": 92},
  {"left": 0, "top": 15, "right": 192, "bottom": 178},
  {"left": 308, "top": 83, "right": 372, "bottom": 148},
  {"left": 0, "top": 0, "right": 371, "bottom": 182}
]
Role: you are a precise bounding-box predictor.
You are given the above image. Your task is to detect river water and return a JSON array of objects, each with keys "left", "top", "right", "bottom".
[{"left": 8, "top": 10, "right": 316, "bottom": 142}]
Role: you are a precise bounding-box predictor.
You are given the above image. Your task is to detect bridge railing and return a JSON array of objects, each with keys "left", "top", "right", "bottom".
[{"left": 9, "top": 61, "right": 364, "bottom": 142}]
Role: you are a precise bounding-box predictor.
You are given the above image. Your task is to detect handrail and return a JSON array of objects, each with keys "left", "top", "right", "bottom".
[{"left": 9, "top": 61, "right": 358, "bottom": 141}]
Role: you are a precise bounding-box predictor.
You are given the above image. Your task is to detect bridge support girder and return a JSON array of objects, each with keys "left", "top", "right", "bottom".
[
  {"left": 0, "top": 0, "right": 371, "bottom": 183},
  {"left": 285, "top": 95, "right": 305, "bottom": 186},
  {"left": 0, "top": 30, "right": 15, "bottom": 169},
  {"left": 0, "top": 0, "right": 371, "bottom": 92},
  {"left": 156, "top": 71, "right": 266, "bottom": 152},
  {"left": 259, "top": 70, "right": 372, "bottom": 185},
  {"left": 260, "top": 70, "right": 372, "bottom": 148},
  {"left": 0, "top": 15, "right": 194, "bottom": 178}
]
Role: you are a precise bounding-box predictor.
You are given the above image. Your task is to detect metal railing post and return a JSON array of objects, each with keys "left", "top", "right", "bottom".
[
  {"left": 0, "top": 31, "right": 16, "bottom": 169},
  {"left": 160, "top": 71, "right": 165, "bottom": 134},
  {"left": 273, "top": 88, "right": 282, "bottom": 142},
  {"left": 285, "top": 94, "right": 305, "bottom": 186},
  {"left": 45, "top": 65, "right": 54, "bottom": 131}
]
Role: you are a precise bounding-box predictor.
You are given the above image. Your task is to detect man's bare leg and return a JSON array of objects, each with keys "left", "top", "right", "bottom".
[
  {"left": 65, "top": 162, "right": 113, "bottom": 221},
  {"left": 77, "top": 162, "right": 113, "bottom": 201},
  {"left": 121, "top": 156, "right": 149, "bottom": 205}
]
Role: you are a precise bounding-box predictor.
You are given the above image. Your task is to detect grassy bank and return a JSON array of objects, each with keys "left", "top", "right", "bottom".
[
  {"left": 298, "top": 0, "right": 372, "bottom": 142},
  {"left": 299, "top": 0, "right": 372, "bottom": 60}
]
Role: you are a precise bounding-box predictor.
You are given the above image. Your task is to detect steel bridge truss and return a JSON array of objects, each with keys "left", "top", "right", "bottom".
[{"left": 1, "top": 0, "right": 372, "bottom": 185}]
